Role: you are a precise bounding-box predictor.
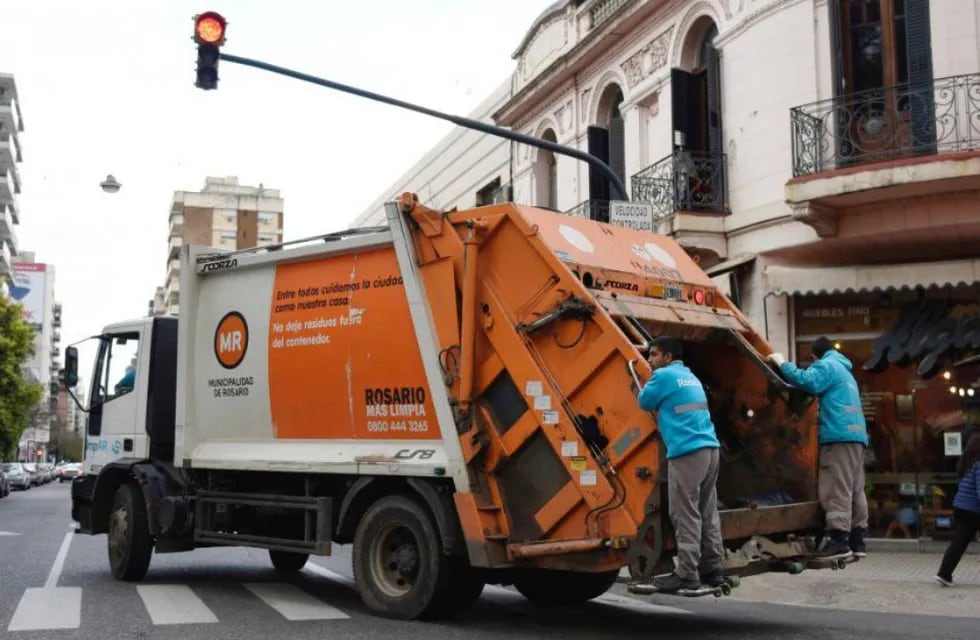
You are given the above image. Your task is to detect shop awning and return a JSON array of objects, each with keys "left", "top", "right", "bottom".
[{"left": 764, "top": 258, "right": 980, "bottom": 296}]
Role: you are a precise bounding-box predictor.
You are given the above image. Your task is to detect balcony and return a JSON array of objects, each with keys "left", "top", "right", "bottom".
[
  {"left": 0, "top": 94, "right": 23, "bottom": 135},
  {"left": 0, "top": 202, "right": 16, "bottom": 247},
  {"left": 0, "top": 238, "right": 11, "bottom": 278},
  {"left": 564, "top": 199, "right": 609, "bottom": 222},
  {"left": 0, "top": 167, "right": 19, "bottom": 204},
  {"left": 0, "top": 132, "right": 22, "bottom": 169},
  {"left": 631, "top": 151, "right": 728, "bottom": 219},
  {"left": 787, "top": 73, "right": 980, "bottom": 236}
]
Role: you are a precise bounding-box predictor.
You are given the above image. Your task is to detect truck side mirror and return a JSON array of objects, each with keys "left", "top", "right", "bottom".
[{"left": 64, "top": 346, "right": 79, "bottom": 388}]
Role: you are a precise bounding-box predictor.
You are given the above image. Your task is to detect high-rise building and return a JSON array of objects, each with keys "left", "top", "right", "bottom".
[
  {"left": 11, "top": 253, "right": 60, "bottom": 459},
  {"left": 0, "top": 73, "right": 24, "bottom": 288},
  {"left": 153, "top": 176, "right": 284, "bottom": 316}
]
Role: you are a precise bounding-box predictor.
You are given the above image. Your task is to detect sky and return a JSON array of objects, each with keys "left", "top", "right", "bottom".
[{"left": 0, "top": 0, "right": 555, "bottom": 358}]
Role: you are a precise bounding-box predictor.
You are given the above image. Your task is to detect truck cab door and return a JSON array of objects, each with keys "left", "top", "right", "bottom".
[{"left": 84, "top": 330, "right": 147, "bottom": 475}]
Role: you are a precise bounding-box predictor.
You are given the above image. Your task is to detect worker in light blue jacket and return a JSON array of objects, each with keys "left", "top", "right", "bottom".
[
  {"left": 936, "top": 433, "right": 980, "bottom": 586},
  {"left": 638, "top": 337, "right": 724, "bottom": 593},
  {"left": 769, "top": 337, "right": 869, "bottom": 559}
]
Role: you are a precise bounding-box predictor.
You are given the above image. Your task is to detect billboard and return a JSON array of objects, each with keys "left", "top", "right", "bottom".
[{"left": 10, "top": 263, "right": 46, "bottom": 331}]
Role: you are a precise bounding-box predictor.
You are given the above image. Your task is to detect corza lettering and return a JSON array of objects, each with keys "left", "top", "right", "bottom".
[
  {"left": 605, "top": 280, "right": 639, "bottom": 292},
  {"left": 202, "top": 258, "right": 239, "bottom": 272}
]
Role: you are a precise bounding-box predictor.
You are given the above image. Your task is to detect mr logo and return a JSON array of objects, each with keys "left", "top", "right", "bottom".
[{"left": 214, "top": 311, "right": 249, "bottom": 369}]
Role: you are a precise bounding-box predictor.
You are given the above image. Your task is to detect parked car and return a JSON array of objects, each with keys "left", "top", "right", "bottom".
[
  {"left": 0, "top": 469, "right": 8, "bottom": 497},
  {"left": 1, "top": 463, "right": 32, "bottom": 491},
  {"left": 21, "top": 463, "right": 42, "bottom": 487},
  {"left": 58, "top": 463, "right": 83, "bottom": 483}
]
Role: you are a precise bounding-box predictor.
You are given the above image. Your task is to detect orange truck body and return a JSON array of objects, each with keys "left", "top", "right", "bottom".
[{"left": 72, "top": 193, "right": 826, "bottom": 619}]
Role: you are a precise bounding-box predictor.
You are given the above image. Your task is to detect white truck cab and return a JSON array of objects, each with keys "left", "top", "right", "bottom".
[{"left": 72, "top": 317, "right": 179, "bottom": 476}]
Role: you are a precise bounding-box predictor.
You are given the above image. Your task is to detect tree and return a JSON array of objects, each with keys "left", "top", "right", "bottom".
[{"left": 0, "top": 294, "right": 44, "bottom": 459}]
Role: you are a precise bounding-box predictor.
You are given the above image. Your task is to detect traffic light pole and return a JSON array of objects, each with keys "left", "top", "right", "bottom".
[{"left": 217, "top": 53, "right": 630, "bottom": 202}]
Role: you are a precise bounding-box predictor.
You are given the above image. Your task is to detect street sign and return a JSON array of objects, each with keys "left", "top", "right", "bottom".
[{"left": 609, "top": 201, "right": 654, "bottom": 232}]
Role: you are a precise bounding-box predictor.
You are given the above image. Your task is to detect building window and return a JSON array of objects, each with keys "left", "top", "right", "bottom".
[
  {"left": 794, "top": 289, "right": 980, "bottom": 541},
  {"left": 258, "top": 211, "right": 278, "bottom": 225},
  {"left": 534, "top": 129, "right": 558, "bottom": 210},
  {"left": 476, "top": 178, "right": 502, "bottom": 207},
  {"left": 258, "top": 233, "right": 277, "bottom": 243}
]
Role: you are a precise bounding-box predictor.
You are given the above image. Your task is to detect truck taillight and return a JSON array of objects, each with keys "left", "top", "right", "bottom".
[{"left": 693, "top": 290, "right": 705, "bottom": 305}]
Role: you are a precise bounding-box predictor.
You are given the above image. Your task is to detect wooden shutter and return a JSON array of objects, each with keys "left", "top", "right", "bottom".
[
  {"left": 705, "top": 45, "right": 724, "bottom": 158},
  {"left": 905, "top": 0, "right": 935, "bottom": 155},
  {"left": 828, "top": 1, "right": 846, "bottom": 96}
]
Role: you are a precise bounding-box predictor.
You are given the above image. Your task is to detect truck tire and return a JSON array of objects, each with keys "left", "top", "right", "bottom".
[
  {"left": 514, "top": 569, "right": 619, "bottom": 605},
  {"left": 108, "top": 483, "right": 153, "bottom": 581},
  {"left": 269, "top": 550, "right": 309, "bottom": 572},
  {"left": 352, "top": 495, "right": 459, "bottom": 620}
]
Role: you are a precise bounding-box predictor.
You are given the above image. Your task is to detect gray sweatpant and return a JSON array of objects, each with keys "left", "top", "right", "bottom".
[
  {"left": 819, "top": 442, "right": 869, "bottom": 532},
  {"left": 668, "top": 447, "right": 725, "bottom": 582}
]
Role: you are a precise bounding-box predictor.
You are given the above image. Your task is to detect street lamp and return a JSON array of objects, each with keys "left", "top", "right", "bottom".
[{"left": 100, "top": 174, "right": 122, "bottom": 194}]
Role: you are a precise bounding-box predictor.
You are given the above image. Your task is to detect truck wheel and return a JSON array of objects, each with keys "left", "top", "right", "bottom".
[
  {"left": 269, "top": 550, "right": 309, "bottom": 572},
  {"left": 514, "top": 569, "right": 619, "bottom": 605},
  {"left": 352, "top": 495, "right": 455, "bottom": 620},
  {"left": 108, "top": 484, "right": 153, "bottom": 581}
]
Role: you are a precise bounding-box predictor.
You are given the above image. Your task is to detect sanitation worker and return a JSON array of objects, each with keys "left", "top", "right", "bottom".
[
  {"left": 638, "top": 336, "right": 726, "bottom": 593},
  {"left": 769, "top": 337, "right": 869, "bottom": 558}
]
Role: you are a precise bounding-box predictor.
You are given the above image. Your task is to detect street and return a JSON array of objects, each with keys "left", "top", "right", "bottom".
[{"left": 0, "top": 483, "right": 976, "bottom": 640}]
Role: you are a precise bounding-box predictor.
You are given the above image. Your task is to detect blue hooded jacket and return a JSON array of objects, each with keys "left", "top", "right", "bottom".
[
  {"left": 953, "top": 462, "right": 980, "bottom": 513},
  {"left": 779, "top": 350, "right": 869, "bottom": 446},
  {"left": 638, "top": 361, "right": 720, "bottom": 459}
]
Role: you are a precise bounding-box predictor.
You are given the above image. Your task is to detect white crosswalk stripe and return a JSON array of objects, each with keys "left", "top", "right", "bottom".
[
  {"left": 136, "top": 585, "right": 219, "bottom": 625},
  {"left": 244, "top": 582, "right": 351, "bottom": 620},
  {"left": 7, "top": 587, "right": 82, "bottom": 631}
]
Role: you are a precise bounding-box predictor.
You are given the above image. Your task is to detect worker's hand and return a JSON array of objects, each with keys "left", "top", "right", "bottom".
[{"left": 768, "top": 352, "right": 786, "bottom": 367}]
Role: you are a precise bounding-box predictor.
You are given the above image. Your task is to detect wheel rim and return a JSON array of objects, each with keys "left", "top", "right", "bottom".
[
  {"left": 369, "top": 523, "right": 421, "bottom": 598},
  {"left": 108, "top": 503, "right": 128, "bottom": 569}
]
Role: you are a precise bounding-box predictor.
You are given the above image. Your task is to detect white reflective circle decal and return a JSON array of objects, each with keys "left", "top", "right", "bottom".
[
  {"left": 644, "top": 242, "right": 677, "bottom": 268},
  {"left": 559, "top": 224, "right": 595, "bottom": 254}
]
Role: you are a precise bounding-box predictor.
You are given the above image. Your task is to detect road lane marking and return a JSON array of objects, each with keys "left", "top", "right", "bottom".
[
  {"left": 244, "top": 583, "right": 349, "bottom": 620},
  {"left": 303, "top": 562, "right": 356, "bottom": 587},
  {"left": 44, "top": 532, "right": 74, "bottom": 588},
  {"left": 7, "top": 587, "right": 82, "bottom": 631},
  {"left": 136, "top": 585, "right": 219, "bottom": 625},
  {"left": 0, "top": 530, "right": 21, "bottom": 536}
]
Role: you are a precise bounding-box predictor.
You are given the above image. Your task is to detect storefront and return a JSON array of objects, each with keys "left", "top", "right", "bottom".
[{"left": 791, "top": 287, "right": 980, "bottom": 540}]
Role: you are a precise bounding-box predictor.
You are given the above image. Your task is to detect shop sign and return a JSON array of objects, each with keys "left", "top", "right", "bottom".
[
  {"left": 800, "top": 306, "right": 870, "bottom": 319},
  {"left": 864, "top": 301, "right": 980, "bottom": 378}
]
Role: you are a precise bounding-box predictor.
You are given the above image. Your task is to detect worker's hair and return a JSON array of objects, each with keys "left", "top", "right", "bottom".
[
  {"left": 650, "top": 336, "right": 683, "bottom": 360},
  {"left": 958, "top": 432, "right": 980, "bottom": 477},
  {"left": 811, "top": 336, "right": 834, "bottom": 358}
]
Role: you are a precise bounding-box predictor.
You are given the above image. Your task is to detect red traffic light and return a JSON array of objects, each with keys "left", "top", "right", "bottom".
[{"left": 194, "top": 11, "right": 226, "bottom": 45}]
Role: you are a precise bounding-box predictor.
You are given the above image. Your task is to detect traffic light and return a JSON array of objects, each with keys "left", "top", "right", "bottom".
[{"left": 193, "top": 11, "right": 227, "bottom": 90}]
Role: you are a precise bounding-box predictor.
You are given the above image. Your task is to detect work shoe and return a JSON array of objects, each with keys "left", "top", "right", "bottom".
[
  {"left": 652, "top": 572, "right": 700, "bottom": 593},
  {"left": 814, "top": 530, "right": 852, "bottom": 558},
  {"left": 934, "top": 574, "right": 955, "bottom": 587},
  {"left": 849, "top": 528, "right": 867, "bottom": 558},
  {"left": 699, "top": 569, "right": 728, "bottom": 588}
]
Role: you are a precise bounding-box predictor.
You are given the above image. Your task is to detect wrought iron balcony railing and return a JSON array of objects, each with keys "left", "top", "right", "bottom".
[
  {"left": 630, "top": 151, "right": 728, "bottom": 219},
  {"left": 564, "top": 199, "right": 610, "bottom": 222},
  {"left": 790, "top": 73, "right": 980, "bottom": 177}
]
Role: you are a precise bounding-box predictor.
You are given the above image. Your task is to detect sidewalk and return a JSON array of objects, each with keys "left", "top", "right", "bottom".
[{"left": 622, "top": 551, "right": 980, "bottom": 618}]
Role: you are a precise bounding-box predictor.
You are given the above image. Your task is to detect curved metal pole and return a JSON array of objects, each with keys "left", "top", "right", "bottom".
[{"left": 218, "top": 53, "right": 630, "bottom": 201}]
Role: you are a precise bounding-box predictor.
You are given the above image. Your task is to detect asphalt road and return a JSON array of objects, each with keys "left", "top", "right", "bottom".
[{"left": 1, "top": 482, "right": 977, "bottom": 640}]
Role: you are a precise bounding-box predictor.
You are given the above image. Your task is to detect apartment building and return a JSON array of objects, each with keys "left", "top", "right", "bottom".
[
  {"left": 0, "top": 73, "right": 24, "bottom": 288},
  {"left": 154, "top": 176, "right": 285, "bottom": 315},
  {"left": 354, "top": 0, "right": 980, "bottom": 541},
  {"left": 11, "top": 254, "right": 60, "bottom": 458}
]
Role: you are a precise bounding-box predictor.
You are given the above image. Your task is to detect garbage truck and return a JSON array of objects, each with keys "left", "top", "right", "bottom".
[{"left": 66, "top": 192, "right": 828, "bottom": 619}]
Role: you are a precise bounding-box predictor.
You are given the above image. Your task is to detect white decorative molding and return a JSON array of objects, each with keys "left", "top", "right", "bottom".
[
  {"left": 620, "top": 27, "right": 675, "bottom": 89},
  {"left": 587, "top": 69, "right": 629, "bottom": 125},
  {"left": 714, "top": 0, "right": 804, "bottom": 47},
  {"left": 671, "top": 1, "right": 725, "bottom": 67}
]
